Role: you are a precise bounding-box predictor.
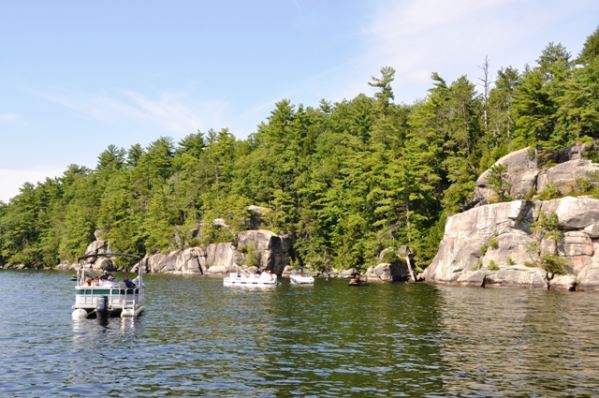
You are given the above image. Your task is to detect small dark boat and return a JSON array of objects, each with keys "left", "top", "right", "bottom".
[{"left": 348, "top": 278, "right": 368, "bottom": 287}]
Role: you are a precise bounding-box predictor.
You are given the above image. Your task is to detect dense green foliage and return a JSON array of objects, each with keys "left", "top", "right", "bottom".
[{"left": 1, "top": 29, "right": 599, "bottom": 270}]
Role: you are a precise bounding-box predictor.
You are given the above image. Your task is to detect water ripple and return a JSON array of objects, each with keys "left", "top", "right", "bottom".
[{"left": 1, "top": 271, "right": 599, "bottom": 396}]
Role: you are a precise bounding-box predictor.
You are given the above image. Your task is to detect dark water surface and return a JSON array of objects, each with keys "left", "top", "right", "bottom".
[{"left": 1, "top": 271, "right": 598, "bottom": 397}]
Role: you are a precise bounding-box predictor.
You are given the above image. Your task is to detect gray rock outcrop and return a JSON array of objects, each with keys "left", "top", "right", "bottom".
[
  {"left": 140, "top": 247, "right": 205, "bottom": 274},
  {"left": 339, "top": 268, "right": 357, "bottom": 279},
  {"left": 237, "top": 230, "right": 291, "bottom": 275},
  {"left": 135, "top": 229, "right": 291, "bottom": 276},
  {"left": 475, "top": 148, "right": 538, "bottom": 203},
  {"left": 474, "top": 145, "right": 599, "bottom": 206},
  {"left": 204, "top": 243, "right": 242, "bottom": 275},
  {"left": 247, "top": 205, "right": 271, "bottom": 229},
  {"left": 537, "top": 159, "right": 599, "bottom": 195},
  {"left": 424, "top": 196, "right": 599, "bottom": 290},
  {"left": 428, "top": 145, "right": 599, "bottom": 290},
  {"left": 81, "top": 232, "right": 116, "bottom": 271},
  {"left": 365, "top": 262, "right": 409, "bottom": 282}
]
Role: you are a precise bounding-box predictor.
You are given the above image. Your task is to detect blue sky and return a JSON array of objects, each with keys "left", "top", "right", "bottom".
[{"left": 1, "top": 0, "right": 598, "bottom": 202}]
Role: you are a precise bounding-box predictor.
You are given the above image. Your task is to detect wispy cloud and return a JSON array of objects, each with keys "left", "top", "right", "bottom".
[
  {"left": 245, "top": 0, "right": 524, "bottom": 108},
  {"left": 0, "top": 112, "right": 18, "bottom": 121},
  {"left": 0, "top": 167, "right": 64, "bottom": 203},
  {"left": 360, "top": 0, "right": 524, "bottom": 101},
  {"left": 32, "top": 89, "right": 228, "bottom": 136},
  {"left": 284, "top": 0, "right": 594, "bottom": 105}
]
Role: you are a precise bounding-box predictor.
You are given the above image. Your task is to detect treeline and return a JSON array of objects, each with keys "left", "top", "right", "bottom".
[{"left": 1, "top": 28, "right": 599, "bottom": 270}]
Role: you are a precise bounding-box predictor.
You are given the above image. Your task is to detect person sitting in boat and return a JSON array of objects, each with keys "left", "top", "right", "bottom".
[
  {"left": 124, "top": 279, "right": 136, "bottom": 288},
  {"left": 349, "top": 272, "right": 362, "bottom": 285},
  {"left": 101, "top": 275, "right": 116, "bottom": 287}
]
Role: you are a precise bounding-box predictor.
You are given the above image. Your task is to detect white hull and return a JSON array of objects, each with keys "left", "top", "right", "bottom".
[
  {"left": 72, "top": 285, "right": 145, "bottom": 318},
  {"left": 290, "top": 274, "right": 315, "bottom": 285},
  {"left": 223, "top": 273, "right": 278, "bottom": 286},
  {"left": 72, "top": 253, "right": 146, "bottom": 320}
]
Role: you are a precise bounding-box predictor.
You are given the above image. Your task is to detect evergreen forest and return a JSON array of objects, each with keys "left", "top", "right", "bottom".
[{"left": 2, "top": 28, "right": 599, "bottom": 271}]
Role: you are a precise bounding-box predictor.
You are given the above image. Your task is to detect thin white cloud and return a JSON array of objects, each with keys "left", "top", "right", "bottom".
[
  {"left": 0, "top": 113, "right": 18, "bottom": 121},
  {"left": 33, "top": 89, "right": 228, "bottom": 137},
  {"left": 240, "top": 0, "right": 524, "bottom": 109},
  {"left": 361, "top": 0, "right": 522, "bottom": 100},
  {"left": 357, "top": 0, "right": 591, "bottom": 101},
  {"left": 281, "top": 0, "right": 595, "bottom": 106},
  {"left": 0, "top": 167, "right": 64, "bottom": 203}
]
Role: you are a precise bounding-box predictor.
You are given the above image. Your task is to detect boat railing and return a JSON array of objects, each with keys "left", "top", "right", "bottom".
[{"left": 75, "top": 286, "right": 143, "bottom": 309}]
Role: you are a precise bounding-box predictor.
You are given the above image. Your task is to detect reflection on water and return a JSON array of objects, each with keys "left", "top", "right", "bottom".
[
  {"left": 436, "top": 286, "right": 599, "bottom": 397},
  {"left": 1, "top": 271, "right": 598, "bottom": 397}
]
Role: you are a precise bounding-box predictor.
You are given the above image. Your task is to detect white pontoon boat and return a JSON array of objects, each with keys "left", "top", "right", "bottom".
[
  {"left": 72, "top": 253, "right": 145, "bottom": 320},
  {"left": 223, "top": 271, "right": 278, "bottom": 287},
  {"left": 290, "top": 270, "right": 315, "bottom": 285}
]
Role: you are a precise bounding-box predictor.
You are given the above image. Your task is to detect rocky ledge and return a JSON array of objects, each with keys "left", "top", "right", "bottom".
[
  {"left": 52, "top": 229, "right": 291, "bottom": 276},
  {"left": 424, "top": 142, "right": 599, "bottom": 291},
  {"left": 423, "top": 197, "right": 599, "bottom": 290},
  {"left": 135, "top": 229, "right": 291, "bottom": 276}
]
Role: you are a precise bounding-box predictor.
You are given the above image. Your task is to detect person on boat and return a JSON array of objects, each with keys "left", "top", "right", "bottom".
[
  {"left": 100, "top": 271, "right": 113, "bottom": 281},
  {"left": 349, "top": 272, "right": 363, "bottom": 286},
  {"left": 85, "top": 277, "right": 92, "bottom": 286},
  {"left": 101, "top": 275, "right": 116, "bottom": 287},
  {"left": 124, "top": 279, "right": 136, "bottom": 288}
]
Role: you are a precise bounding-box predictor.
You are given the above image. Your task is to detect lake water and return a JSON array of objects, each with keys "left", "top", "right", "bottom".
[{"left": 1, "top": 271, "right": 598, "bottom": 397}]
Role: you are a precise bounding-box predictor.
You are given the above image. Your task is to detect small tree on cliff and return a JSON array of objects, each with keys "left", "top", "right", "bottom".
[{"left": 487, "top": 164, "right": 511, "bottom": 202}]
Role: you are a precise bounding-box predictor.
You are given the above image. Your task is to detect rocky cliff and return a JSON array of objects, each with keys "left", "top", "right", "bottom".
[
  {"left": 425, "top": 146, "right": 599, "bottom": 290},
  {"left": 474, "top": 144, "right": 599, "bottom": 205},
  {"left": 135, "top": 229, "right": 292, "bottom": 276}
]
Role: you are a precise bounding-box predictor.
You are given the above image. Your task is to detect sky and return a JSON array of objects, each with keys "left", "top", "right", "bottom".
[{"left": 1, "top": 0, "right": 598, "bottom": 203}]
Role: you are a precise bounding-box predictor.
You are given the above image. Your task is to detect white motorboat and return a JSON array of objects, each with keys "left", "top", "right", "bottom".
[
  {"left": 290, "top": 270, "right": 315, "bottom": 285},
  {"left": 72, "top": 253, "right": 145, "bottom": 320},
  {"left": 223, "top": 271, "right": 278, "bottom": 287}
]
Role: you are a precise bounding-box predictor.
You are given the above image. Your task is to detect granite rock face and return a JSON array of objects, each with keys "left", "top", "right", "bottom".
[
  {"left": 474, "top": 145, "right": 599, "bottom": 206},
  {"left": 429, "top": 146, "right": 599, "bottom": 290},
  {"left": 82, "top": 232, "right": 116, "bottom": 271},
  {"left": 365, "top": 262, "right": 409, "bottom": 282},
  {"left": 136, "top": 230, "right": 291, "bottom": 276},
  {"left": 475, "top": 148, "right": 538, "bottom": 204},
  {"left": 424, "top": 196, "right": 599, "bottom": 290},
  {"left": 237, "top": 230, "right": 292, "bottom": 275},
  {"left": 140, "top": 247, "right": 206, "bottom": 274},
  {"left": 537, "top": 159, "right": 599, "bottom": 195}
]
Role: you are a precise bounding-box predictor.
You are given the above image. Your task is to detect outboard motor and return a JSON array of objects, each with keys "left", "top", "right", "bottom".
[{"left": 96, "top": 295, "right": 109, "bottom": 323}]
